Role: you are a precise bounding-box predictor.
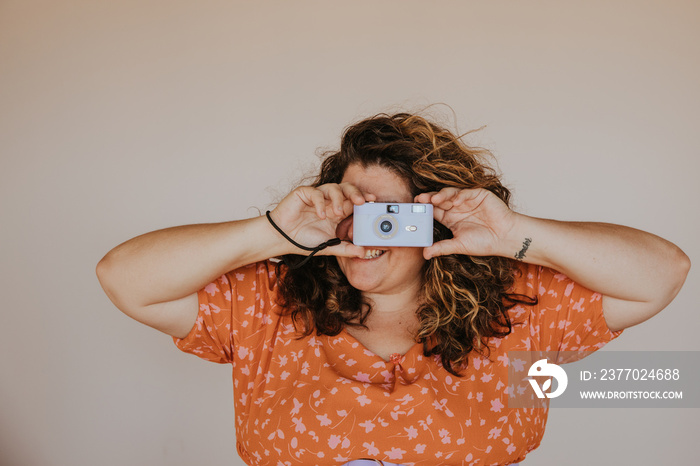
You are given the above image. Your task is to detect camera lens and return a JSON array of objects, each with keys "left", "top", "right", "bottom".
[{"left": 373, "top": 214, "right": 398, "bottom": 239}]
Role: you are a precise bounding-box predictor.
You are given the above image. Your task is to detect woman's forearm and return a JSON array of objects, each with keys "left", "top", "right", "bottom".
[
  {"left": 502, "top": 215, "right": 690, "bottom": 326},
  {"left": 96, "top": 215, "right": 288, "bottom": 310}
]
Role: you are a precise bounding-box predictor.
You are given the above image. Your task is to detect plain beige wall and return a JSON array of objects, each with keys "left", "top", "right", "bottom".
[{"left": 1, "top": 1, "right": 698, "bottom": 465}]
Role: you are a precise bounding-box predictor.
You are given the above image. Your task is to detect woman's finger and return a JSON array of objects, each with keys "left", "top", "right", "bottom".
[
  {"left": 317, "top": 184, "right": 346, "bottom": 216},
  {"left": 430, "top": 187, "right": 461, "bottom": 204},
  {"left": 414, "top": 192, "right": 438, "bottom": 204},
  {"left": 423, "top": 238, "right": 464, "bottom": 260},
  {"left": 319, "top": 240, "right": 365, "bottom": 258},
  {"left": 452, "top": 188, "right": 486, "bottom": 207},
  {"left": 338, "top": 182, "right": 369, "bottom": 206},
  {"left": 431, "top": 206, "right": 447, "bottom": 224},
  {"left": 297, "top": 186, "right": 327, "bottom": 219}
]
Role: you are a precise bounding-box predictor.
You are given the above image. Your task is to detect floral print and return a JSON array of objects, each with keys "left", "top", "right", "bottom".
[{"left": 174, "top": 261, "right": 622, "bottom": 465}]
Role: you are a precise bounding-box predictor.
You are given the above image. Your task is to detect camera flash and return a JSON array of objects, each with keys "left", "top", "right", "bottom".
[{"left": 411, "top": 205, "right": 426, "bottom": 213}]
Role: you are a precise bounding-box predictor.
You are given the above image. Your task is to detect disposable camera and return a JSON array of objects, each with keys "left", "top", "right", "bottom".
[{"left": 352, "top": 202, "right": 433, "bottom": 247}]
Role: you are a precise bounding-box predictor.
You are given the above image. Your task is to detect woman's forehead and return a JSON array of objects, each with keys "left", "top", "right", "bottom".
[{"left": 341, "top": 163, "right": 412, "bottom": 202}]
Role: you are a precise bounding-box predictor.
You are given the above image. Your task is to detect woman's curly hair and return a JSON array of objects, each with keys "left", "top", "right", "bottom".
[{"left": 275, "top": 111, "right": 535, "bottom": 376}]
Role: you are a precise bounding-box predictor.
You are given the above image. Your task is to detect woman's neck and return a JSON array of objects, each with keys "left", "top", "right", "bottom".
[{"left": 360, "top": 285, "right": 422, "bottom": 332}]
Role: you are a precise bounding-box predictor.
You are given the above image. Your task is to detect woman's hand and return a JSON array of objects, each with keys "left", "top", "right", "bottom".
[
  {"left": 269, "top": 183, "right": 374, "bottom": 258},
  {"left": 415, "top": 187, "right": 518, "bottom": 260}
]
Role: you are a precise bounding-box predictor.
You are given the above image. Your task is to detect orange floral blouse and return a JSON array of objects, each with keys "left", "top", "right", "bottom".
[{"left": 174, "top": 260, "right": 622, "bottom": 465}]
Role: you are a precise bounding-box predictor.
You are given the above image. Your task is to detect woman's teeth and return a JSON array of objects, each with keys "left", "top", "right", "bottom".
[{"left": 363, "top": 249, "right": 386, "bottom": 259}]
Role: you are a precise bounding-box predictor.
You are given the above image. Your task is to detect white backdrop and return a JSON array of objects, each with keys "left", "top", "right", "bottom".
[{"left": 1, "top": 1, "right": 698, "bottom": 465}]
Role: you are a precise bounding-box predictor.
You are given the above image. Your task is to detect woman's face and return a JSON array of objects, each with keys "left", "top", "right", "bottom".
[{"left": 335, "top": 163, "right": 427, "bottom": 298}]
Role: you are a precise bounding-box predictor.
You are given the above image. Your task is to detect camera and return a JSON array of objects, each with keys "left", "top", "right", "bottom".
[{"left": 352, "top": 202, "right": 433, "bottom": 247}]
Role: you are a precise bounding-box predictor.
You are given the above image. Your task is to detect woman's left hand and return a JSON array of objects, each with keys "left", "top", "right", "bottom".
[{"left": 414, "top": 187, "right": 518, "bottom": 260}]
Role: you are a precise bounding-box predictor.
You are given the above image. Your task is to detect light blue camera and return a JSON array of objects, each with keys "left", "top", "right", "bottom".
[{"left": 352, "top": 202, "right": 434, "bottom": 247}]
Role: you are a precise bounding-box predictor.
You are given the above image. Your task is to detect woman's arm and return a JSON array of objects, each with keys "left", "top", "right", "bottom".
[
  {"left": 499, "top": 216, "right": 690, "bottom": 331},
  {"left": 416, "top": 188, "right": 691, "bottom": 332},
  {"left": 96, "top": 184, "right": 369, "bottom": 338},
  {"left": 96, "top": 217, "right": 290, "bottom": 338}
]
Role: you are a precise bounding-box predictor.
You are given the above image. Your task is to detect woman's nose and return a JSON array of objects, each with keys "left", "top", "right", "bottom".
[{"left": 336, "top": 215, "right": 353, "bottom": 242}]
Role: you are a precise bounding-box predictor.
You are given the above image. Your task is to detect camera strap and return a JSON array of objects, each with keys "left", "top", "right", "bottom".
[{"left": 265, "top": 211, "right": 341, "bottom": 269}]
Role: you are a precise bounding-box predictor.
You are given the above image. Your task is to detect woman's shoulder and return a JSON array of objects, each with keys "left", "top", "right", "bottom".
[{"left": 224, "top": 259, "right": 283, "bottom": 291}]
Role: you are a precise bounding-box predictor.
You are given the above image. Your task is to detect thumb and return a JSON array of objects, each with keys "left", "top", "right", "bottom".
[
  {"left": 321, "top": 241, "right": 366, "bottom": 258},
  {"left": 423, "top": 239, "right": 464, "bottom": 260}
]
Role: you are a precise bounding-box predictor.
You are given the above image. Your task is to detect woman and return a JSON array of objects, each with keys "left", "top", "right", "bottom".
[{"left": 96, "top": 112, "right": 690, "bottom": 465}]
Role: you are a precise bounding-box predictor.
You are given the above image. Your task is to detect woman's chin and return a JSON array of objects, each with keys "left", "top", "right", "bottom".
[
  {"left": 343, "top": 269, "right": 383, "bottom": 292},
  {"left": 347, "top": 279, "right": 380, "bottom": 293}
]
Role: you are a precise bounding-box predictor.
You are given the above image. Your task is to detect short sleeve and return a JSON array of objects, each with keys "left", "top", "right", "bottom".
[
  {"left": 172, "top": 261, "right": 279, "bottom": 364},
  {"left": 517, "top": 264, "right": 623, "bottom": 355}
]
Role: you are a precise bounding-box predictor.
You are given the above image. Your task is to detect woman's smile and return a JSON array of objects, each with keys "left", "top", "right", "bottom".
[{"left": 359, "top": 248, "right": 386, "bottom": 260}]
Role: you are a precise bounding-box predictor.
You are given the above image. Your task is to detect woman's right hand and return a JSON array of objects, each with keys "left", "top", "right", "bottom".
[{"left": 268, "top": 183, "right": 374, "bottom": 258}]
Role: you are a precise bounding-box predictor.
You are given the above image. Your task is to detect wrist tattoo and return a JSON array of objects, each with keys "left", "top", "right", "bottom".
[{"left": 514, "top": 237, "right": 532, "bottom": 261}]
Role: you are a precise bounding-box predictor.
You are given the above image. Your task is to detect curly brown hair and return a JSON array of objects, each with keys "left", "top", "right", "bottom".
[{"left": 275, "top": 111, "right": 535, "bottom": 376}]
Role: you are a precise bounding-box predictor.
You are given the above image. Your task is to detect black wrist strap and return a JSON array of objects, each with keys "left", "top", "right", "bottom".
[{"left": 265, "top": 211, "right": 341, "bottom": 269}]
